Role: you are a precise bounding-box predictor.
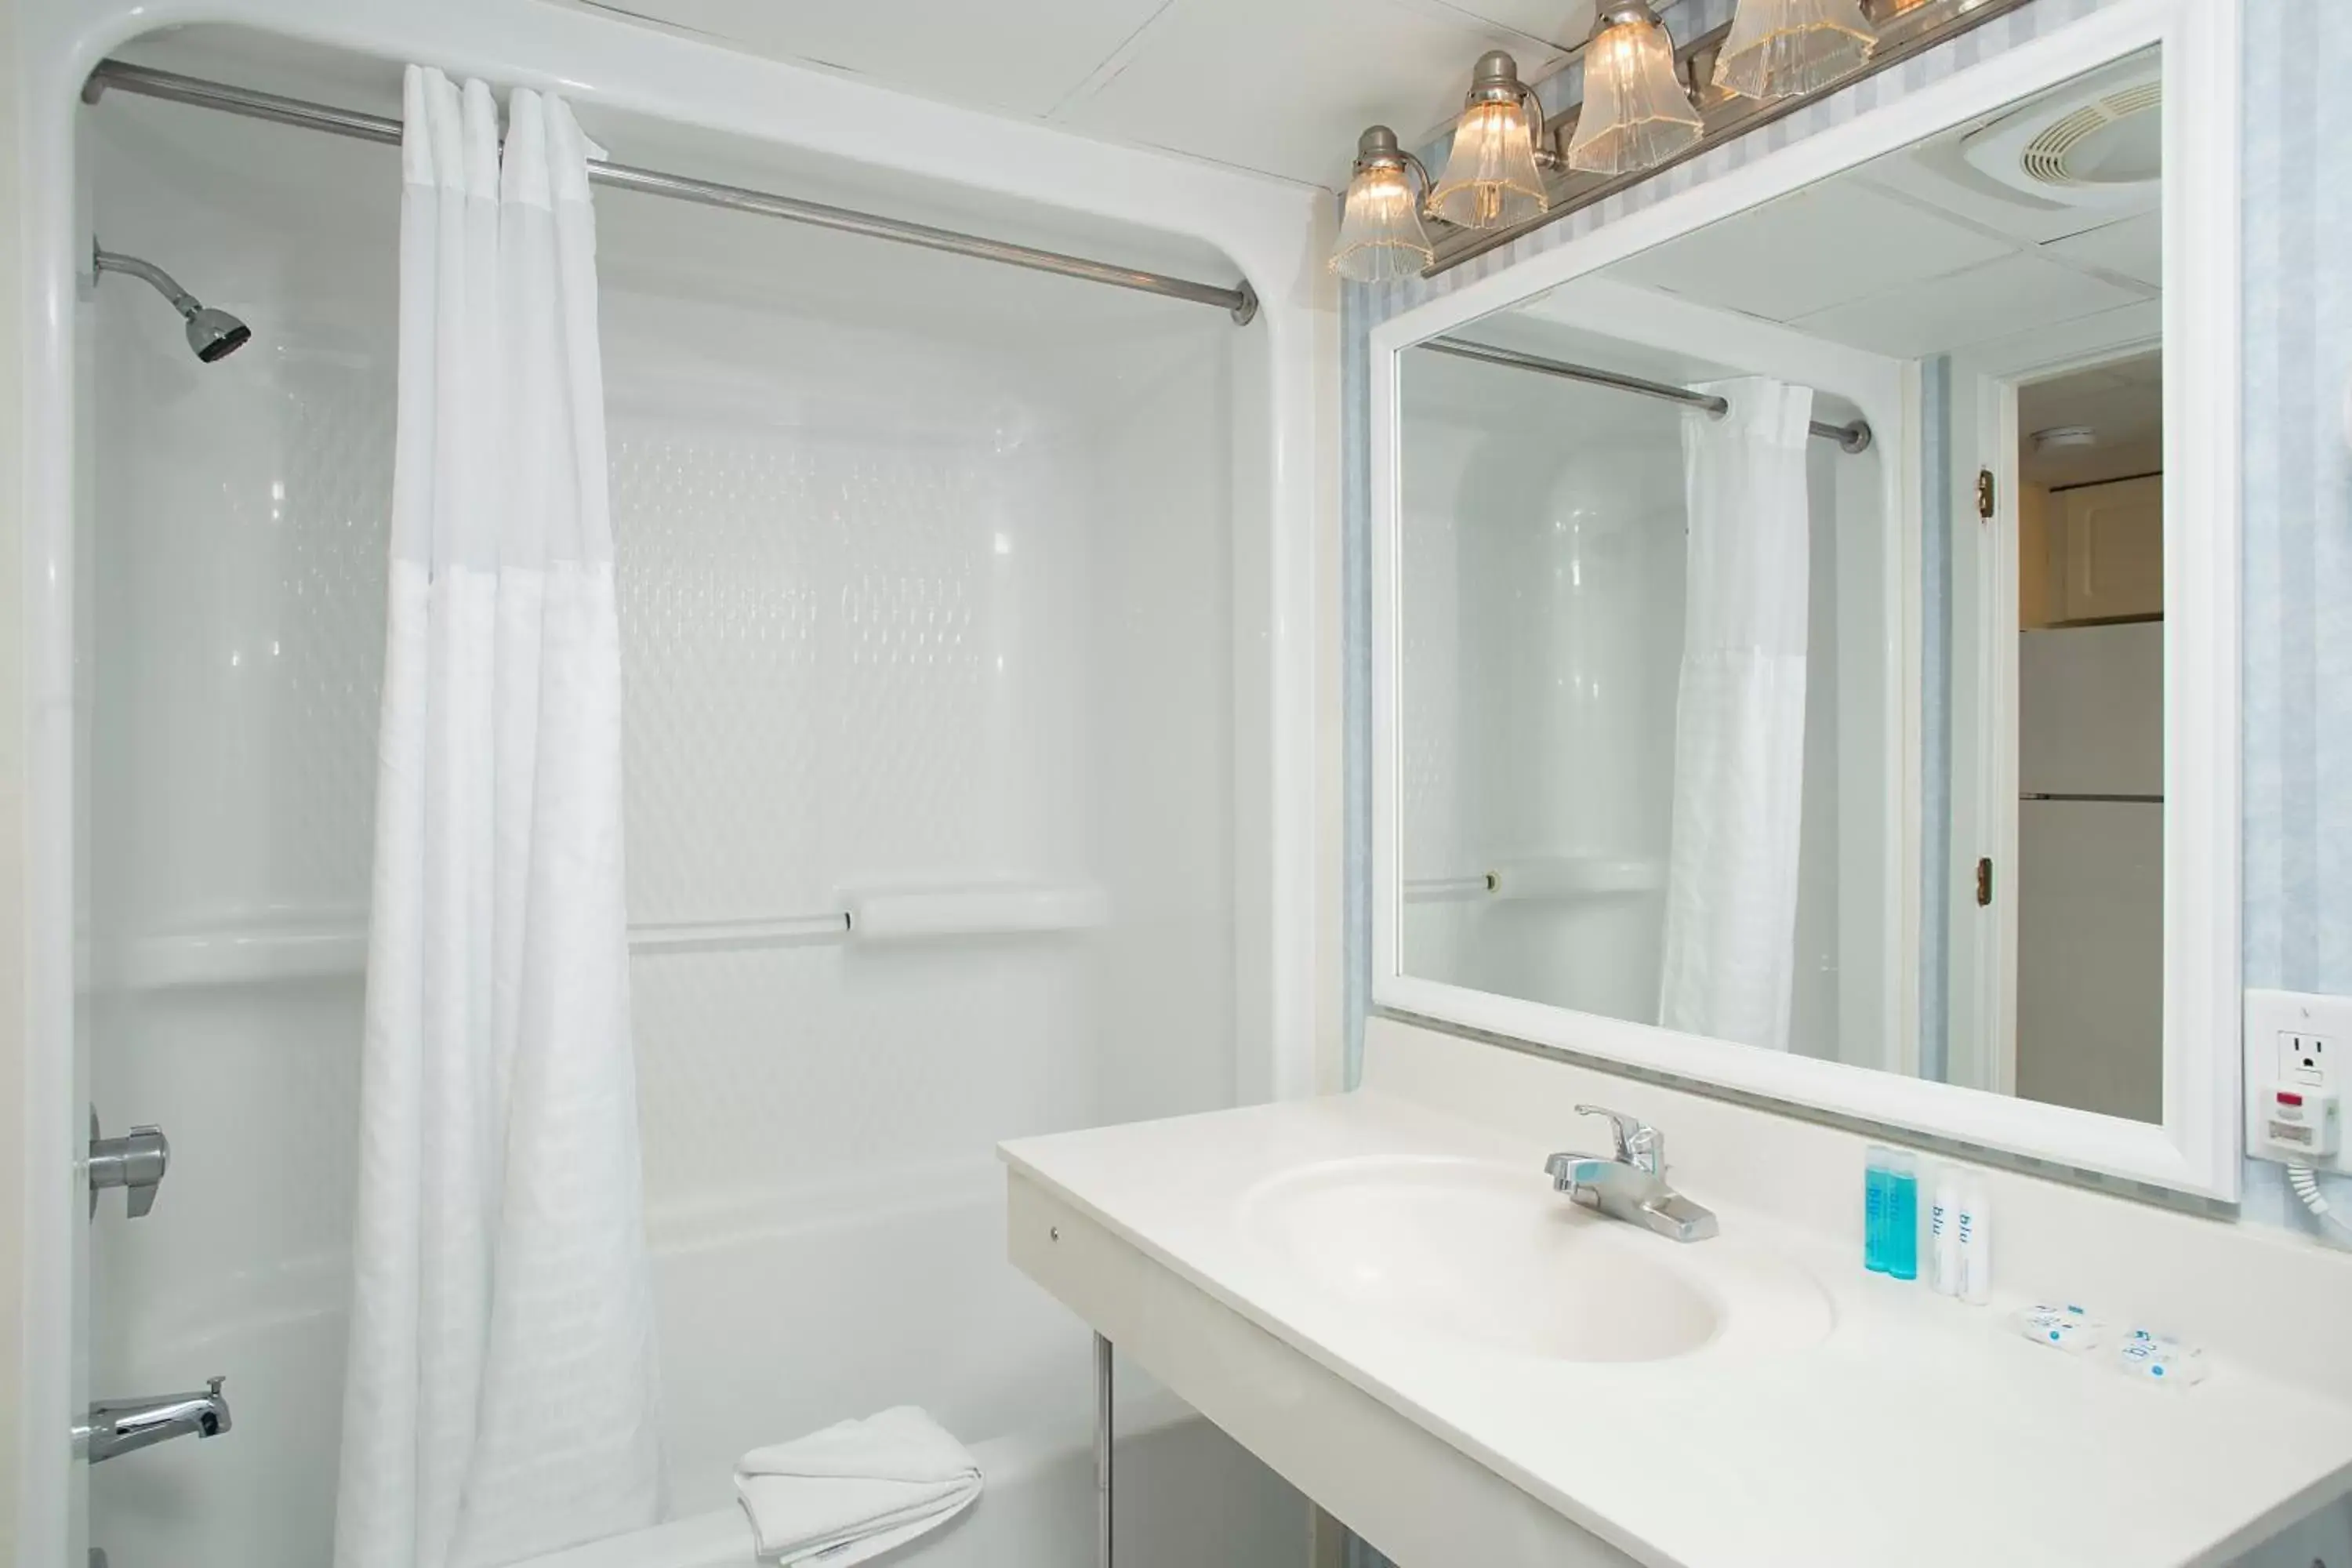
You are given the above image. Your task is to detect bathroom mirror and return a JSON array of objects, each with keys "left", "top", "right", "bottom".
[{"left": 1370, "top": 0, "right": 2241, "bottom": 1199}]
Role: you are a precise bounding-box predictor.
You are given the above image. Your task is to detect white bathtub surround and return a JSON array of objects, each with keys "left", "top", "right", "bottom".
[
  {"left": 336, "top": 67, "right": 662, "bottom": 1568},
  {"left": 1656, "top": 376, "right": 1815, "bottom": 1054},
  {"left": 38, "top": 1, "right": 1327, "bottom": 1563},
  {"left": 74, "top": 63, "right": 1306, "bottom": 1559},
  {"left": 1002, "top": 1018, "right": 2352, "bottom": 1566},
  {"left": 731, "top": 1407, "right": 982, "bottom": 1565}
]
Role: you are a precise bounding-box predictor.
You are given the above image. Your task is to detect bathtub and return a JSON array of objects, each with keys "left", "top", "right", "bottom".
[
  {"left": 93, "top": 1131, "right": 1304, "bottom": 1567},
  {"left": 519, "top": 1166, "right": 1305, "bottom": 1567},
  {"left": 513, "top": 1396, "right": 1305, "bottom": 1568}
]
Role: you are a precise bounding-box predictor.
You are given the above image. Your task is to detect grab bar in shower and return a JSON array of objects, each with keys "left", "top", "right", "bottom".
[
  {"left": 1403, "top": 874, "right": 1498, "bottom": 903},
  {"left": 97, "top": 883, "right": 1113, "bottom": 989},
  {"left": 1403, "top": 856, "right": 1664, "bottom": 904},
  {"left": 627, "top": 913, "right": 851, "bottom": 953}
]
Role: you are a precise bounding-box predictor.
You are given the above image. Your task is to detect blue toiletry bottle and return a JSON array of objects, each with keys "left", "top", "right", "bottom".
[
  {"left": 1887, "top": 1151, "right": 1921, "bottom": 1280},
  {"left": 1863, "top": 1145, "right": 1891, "bottom": 1272}
]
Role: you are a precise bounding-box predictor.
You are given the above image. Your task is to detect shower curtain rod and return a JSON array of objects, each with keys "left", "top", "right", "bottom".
[
  {"left": 81, "top": 59, "right": 1261, "bottom": 325},
  {"left": 1425, "top": 336, "right": 1874, "bottom": 453}
]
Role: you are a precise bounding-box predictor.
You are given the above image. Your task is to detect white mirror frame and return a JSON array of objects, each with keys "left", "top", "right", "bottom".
[{"left": 1369, "top": 0, "right": 2242, "bottom": 1200}]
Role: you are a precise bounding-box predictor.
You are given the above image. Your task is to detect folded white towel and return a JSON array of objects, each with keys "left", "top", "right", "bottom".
[{"left": 733, "top": 1407, "right": 982, "bottom": 1565}]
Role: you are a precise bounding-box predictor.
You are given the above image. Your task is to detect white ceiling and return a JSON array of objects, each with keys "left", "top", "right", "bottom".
[
  {"left": 1595, "top": 51, "right": 2164, "bottom": 361},
  {"left": 568, "top": 0, "right": 1598, "bottom": 188},
  {"left": 1610, "top": 169, "right": 2160, "bottom": 359},
  {"left": 2017, "top": 352, "right": 2163, "bottom": 490}
]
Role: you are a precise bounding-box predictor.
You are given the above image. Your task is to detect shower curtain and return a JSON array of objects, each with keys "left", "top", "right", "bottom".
[
  {"left": 335, "top": 67, "right": 662, "bottom": 1568},
  {"left": 1657, "top": 376, "right": 1813, "bottom": 1053}
]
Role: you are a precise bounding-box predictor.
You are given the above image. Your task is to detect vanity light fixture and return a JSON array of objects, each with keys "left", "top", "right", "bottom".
[
  {"left": 1427, "top": 51, "right": 1555, "bottom": 230},
  {"left": 1567, "top": 2, "right": 1705, "bottom": 176},
  {"left": 1715, "top": 0, "right": 1878, "bottom": 101},
  {"left": 1331, "top": 125, "right": 1438, "bottom": 282},
  {"left": 1329, "top": 0, "right": 2038, "bottom": 278}
]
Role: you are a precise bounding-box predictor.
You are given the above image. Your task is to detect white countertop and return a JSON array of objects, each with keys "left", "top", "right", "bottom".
[{"left": 1000, "top": 1090, "right": 2352, "bottom": 1568}]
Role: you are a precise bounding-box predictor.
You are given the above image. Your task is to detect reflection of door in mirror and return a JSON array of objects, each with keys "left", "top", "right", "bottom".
[
  {"left": 1930, "top": 52, "right": 2167, "bottom": 1125},
  {"left": 2009, "top": 354, "right": 2164, "bottom": 1123}
]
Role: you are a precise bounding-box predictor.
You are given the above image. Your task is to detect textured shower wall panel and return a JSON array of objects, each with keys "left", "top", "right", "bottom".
[
  {"left": 608, "top": 412, "right": 1098, "bottom": 1221},
  {"left": 599, "top": 309, "right": 1248, "bottom": 1490},
  {"left": 612, "top": 416, "right": 1091, "bottom": 917}
]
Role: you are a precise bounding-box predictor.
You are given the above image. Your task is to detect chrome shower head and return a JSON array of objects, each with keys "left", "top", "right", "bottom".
[
  {"left": 184, "top": 306, "right": 252, "bottom": 363},
  {"left": 92, "top": 242, "right": 251, "bottom": 364}
]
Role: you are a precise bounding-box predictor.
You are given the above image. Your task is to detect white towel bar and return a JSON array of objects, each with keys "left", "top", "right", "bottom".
[
  {"left": 1402, "top": 873, "right": 1496, "bottom": 902},
  {"left": 626, "top": 913, "right": 850, "bottom": 953},
  {"left": 100, "top": 883, "right": 1112, "bottom": 989},
  {"left": 1402, "top": 857, "right": 1664, "bottom": 906}
]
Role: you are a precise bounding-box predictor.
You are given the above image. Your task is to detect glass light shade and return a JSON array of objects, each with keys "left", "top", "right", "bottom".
[
  {"left": 1566, "top": 13, "right": 1704, "bottom": 176},
  {"left": 1427, "top": 100, "right": 1550, "bottom": 230},
  {"left": 1714, "top": 0, "right": 1878, "bottom": 100},
  {"left": 1330, "top": 162, "right": 1435, "bottom": 281}
]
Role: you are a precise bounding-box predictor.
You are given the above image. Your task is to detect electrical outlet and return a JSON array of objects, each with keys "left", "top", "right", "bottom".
[
  {"left": 2246, "top": 989, "right": 2352, "bottom": 1172},
  {"left": 2281, "top": 1030, "right": 2336, "bottom": 1089}
]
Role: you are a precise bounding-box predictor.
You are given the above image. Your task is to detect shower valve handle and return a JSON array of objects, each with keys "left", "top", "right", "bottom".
[{"left": 88, "top": 1109, "right": 170, "bottom": 1221}]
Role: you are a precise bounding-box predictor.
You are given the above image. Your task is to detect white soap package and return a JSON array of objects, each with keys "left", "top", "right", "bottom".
[
  {"left": 2113, "top": 1328, "right": 2206, "bottom": 1386},
  {"left": 2015, "top": 1306, "right": 2207, "bottom": 1387},
  {"left": 2013, "top": 1303, "right": 2106, "bottom": 1354}
]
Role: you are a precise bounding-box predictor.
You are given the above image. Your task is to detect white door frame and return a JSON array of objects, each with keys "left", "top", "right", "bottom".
[{"left": 1952, "top": 336, "right": 2164, "bottom": 1102}]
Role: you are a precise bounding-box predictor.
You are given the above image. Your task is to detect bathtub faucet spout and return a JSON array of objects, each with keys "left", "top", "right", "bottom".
[{"left": 77, "top": 1377, "right": 233, "bottom": 1464}]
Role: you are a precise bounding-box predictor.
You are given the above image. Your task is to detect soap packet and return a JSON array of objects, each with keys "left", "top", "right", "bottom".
[
  {"left": 2111, "top": 1327, "right": 2206, "bottom": 1386},
  {"left": 2013, "top": 1303, "right": 2105, "bottom": 1353},
  {"left": 2014, "top": 1306, "right": 2207, "bottom": 1385}
]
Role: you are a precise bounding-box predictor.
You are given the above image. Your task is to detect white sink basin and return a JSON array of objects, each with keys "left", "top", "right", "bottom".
[{"left": 1238, "top": 1155, "right": 1833, "bottom": 1363}]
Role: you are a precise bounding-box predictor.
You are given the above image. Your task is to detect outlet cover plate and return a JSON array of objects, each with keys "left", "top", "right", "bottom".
[{"left": 2245, "top": 988, "right": 2352, "bottom": 1172}]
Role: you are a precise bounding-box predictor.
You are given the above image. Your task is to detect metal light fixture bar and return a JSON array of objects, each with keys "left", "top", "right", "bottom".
[{"left": 1425, "top": 0, "right": 2042, "bottom": 275}]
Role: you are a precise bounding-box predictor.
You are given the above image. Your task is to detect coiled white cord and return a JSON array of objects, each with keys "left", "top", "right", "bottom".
[{"left": 2288, "top": 1163, "right": 2352, "bottom": 1242}]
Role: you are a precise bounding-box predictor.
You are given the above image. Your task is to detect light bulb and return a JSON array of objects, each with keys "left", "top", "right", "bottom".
[
  {"left": 1566, "top": 3, "right": 1703, "bottom": 177},
  {"left": 1330, "top": 125, "right": 1436, "bottom": 282},
  {"left": 1427, "top": 53, "right": 1551, "bottom": 231},
  {"left": 1715, "top": 0, "right": 1878, "bottom": 100}
]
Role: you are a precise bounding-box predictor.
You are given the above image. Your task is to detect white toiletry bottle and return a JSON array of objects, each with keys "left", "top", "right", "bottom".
[
  {"left": 1929, "top": 1169, "right": 1960, "bottom": 1295},
  {"left": 1957, "top": 1178, "right": 1991, "bottom": 1304}
]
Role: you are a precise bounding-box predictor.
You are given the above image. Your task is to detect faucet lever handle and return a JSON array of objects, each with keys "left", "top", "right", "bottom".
[
  {"left": 1574, "top": 1104, "right": 1661, "bottom": 1173},
  {"left": 87, "top": 1109, "right": 169, "bottom": 1221}
]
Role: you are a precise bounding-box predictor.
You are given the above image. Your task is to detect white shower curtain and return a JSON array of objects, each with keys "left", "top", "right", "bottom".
[
  {"left": 1657, "top": 377, "right": 1814, "bottom": 1053},
  {"left": 335, "top": 67, "right": 662, "bottom": 1568}
]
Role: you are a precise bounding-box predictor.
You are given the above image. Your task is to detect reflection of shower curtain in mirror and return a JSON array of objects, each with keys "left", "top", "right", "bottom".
[{"left": 1657, "top": 377, "right": 1813, "bottom": 1053}]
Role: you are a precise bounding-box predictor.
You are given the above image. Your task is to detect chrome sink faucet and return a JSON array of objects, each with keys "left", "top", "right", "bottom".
[{"left": 1544, "top": 1105, "right": 1719, "bottom": 1243}]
